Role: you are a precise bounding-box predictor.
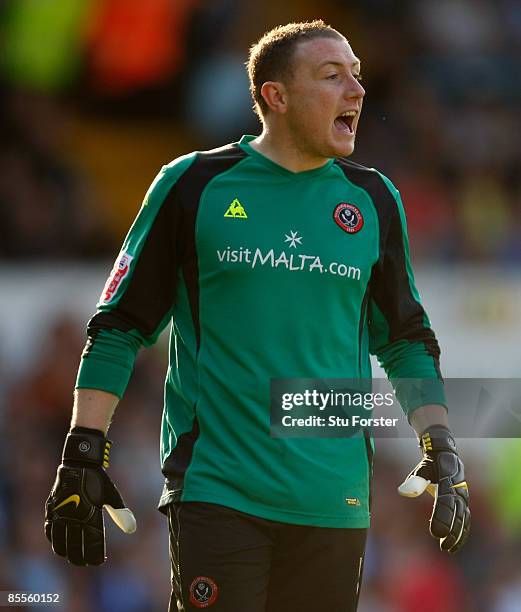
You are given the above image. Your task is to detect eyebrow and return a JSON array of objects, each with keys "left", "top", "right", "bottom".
[{"left": 317, "top": 60, "right": 361, "bottom": 71}]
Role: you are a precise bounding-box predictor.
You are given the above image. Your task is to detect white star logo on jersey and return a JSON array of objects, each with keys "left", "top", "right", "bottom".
[{"left": 284, "top": 230, "right": 303, "bottom": 249}]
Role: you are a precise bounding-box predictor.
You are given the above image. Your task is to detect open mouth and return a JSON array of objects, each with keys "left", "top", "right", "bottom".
[{"left": 334, "top": 111, "right": 357, "bottom": 134}]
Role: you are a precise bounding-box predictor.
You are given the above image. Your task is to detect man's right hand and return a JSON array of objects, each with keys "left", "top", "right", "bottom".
[{"left": 45, "top": 427, "right": 136, "bottom": 566}]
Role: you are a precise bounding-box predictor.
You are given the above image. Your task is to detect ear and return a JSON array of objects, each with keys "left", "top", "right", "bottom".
[{"left": 260, "top": 81, "right": 288, "bottom": 115}]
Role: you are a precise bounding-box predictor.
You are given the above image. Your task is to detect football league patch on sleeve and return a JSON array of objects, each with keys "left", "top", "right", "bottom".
[{"left": 100, "top": 252, "right": 134, "bottom": 303}]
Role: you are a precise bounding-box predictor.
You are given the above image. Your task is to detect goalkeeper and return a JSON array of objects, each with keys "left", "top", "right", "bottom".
[{"left": 45, "top": 20, "right": 469, "bottom": 612}]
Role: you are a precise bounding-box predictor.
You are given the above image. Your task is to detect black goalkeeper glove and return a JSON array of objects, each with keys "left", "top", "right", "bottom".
[
  {"left": 398, "top": 425, "right": 470, "bottom": 553},
  {"left": 45, "top": 427, "right": 136, "bottom": 566}
]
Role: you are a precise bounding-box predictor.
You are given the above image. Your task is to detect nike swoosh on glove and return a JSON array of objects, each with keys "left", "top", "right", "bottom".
[
  {"left": 45, "top": 427, "right": 136, "bottom": 566},
  {"left": 398, "top": 425, "right": 470, "bottom": 553}
]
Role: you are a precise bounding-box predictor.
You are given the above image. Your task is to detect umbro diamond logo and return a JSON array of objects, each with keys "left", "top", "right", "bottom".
[{"left": 224, "top": 198, "right": 248, "bottom": 219}]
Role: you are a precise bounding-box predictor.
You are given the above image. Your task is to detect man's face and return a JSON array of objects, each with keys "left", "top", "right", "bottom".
[{"left": 283, "top": 36, "right": 365, "bottom": 160}]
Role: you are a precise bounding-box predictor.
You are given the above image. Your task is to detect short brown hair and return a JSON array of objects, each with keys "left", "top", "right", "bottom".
[{"left": 247, "top": 20, "right": 345, "bottom": 120}]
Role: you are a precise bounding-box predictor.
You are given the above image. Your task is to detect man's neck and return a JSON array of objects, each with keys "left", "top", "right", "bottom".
[{"left": 249, "top": 129, "right": 330, "bottom": 173}]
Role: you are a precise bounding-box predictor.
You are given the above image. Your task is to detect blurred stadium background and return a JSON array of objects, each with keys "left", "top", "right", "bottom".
[{"left": 1, "top": 1, "right": 520, "bottom": 610}]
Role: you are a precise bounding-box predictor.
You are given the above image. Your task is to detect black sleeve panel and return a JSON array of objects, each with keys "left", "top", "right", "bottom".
[
  {"left": 174, "top": 145, "right": 247, "bottom": 351},
  {"left": 88, "top": 144, "right": 247, "bottom": 349},
  {"left": 88, "top": 176, "right": 183, "bottom": 343},
  {"left": 334, "top": 159, "right": 441, "bottom": 371}
]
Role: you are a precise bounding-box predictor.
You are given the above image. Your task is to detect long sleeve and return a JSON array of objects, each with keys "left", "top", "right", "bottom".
[
  {"left": 368, "top": 172, "right": 446, "bottom": 415},
  {"left": 76, "top": 153, "right": 196, "bottom": 397}
]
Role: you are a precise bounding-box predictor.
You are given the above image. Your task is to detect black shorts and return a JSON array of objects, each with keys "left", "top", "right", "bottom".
[{"left": 167, "top": 502, "right": 367, "bottom": 612}]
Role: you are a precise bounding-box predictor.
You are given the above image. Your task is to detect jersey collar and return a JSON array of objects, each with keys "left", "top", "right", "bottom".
[{"left": 238, "top": 135, "right": 334, "bottom": 179}]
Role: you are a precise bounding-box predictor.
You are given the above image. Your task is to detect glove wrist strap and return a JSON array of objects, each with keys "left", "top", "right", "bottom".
[
  {"left": 419, "top": 424, "right": 457, "bottom": 454},
  {"left": 63, "top": 427, "right": 112, "bottom": 468}
]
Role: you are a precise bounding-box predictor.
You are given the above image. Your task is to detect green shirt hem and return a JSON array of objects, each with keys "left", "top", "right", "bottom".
[{"left": 178, "top": 488, "right": 370, "bottom": 529}]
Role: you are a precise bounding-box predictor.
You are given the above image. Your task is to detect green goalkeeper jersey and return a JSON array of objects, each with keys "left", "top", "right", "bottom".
[{"left": 77, "top": 135, "right": 445, "bottom": 528}]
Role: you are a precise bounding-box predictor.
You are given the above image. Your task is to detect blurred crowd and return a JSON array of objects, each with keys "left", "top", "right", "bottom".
[
  {"left": 1, "top": 315, "right": 171, "bottom": 611},
  {"left": 1, "top": 1, "right": 520, "bottom": 611},
  {"left": 1, "top": 312, "right": 521, "bottom": 611},
  {"left": 0, "top": 0, "right": 520, "bottom": 262}
]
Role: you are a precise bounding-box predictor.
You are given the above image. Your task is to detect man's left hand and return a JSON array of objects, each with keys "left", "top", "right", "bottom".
[{"left": 398, "top": 425, "right": 470, "bottom": 553}]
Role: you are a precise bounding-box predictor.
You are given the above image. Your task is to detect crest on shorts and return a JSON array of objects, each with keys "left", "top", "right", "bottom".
[
  {"left": 333, "top": 203, "right": 364, "bottom": 234},
  {"left": 189, "top": 576, "right": 219, "bottom": 608}
]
